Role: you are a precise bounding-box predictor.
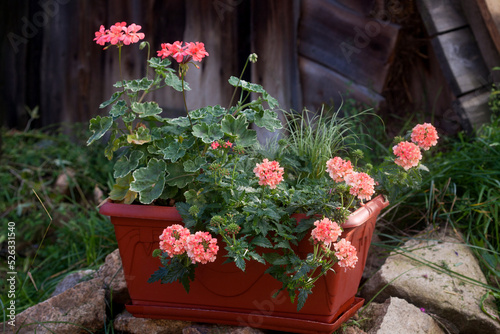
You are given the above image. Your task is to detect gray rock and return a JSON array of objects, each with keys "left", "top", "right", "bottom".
[
  {"left": 361, "top": 232, "right": 500, "bottom": 334},
  {"left": 362, "top": 297, "right": 445, "bottom": 334},
  {"left": 51, "top": 269, "right": 95, "bottom": 297},
  {"left": 94, "top": 248, "right": 130, "bottom": 304},
  {"left": 114, "top": 310, "right": 191, "bottom": 334},
  {"left": 7, "top": 279, "right": 106, "bottom": 334}
]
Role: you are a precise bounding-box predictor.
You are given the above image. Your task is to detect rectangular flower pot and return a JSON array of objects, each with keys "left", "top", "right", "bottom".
[{"left": 99, "top": 195, "right": 388, "bottom": 333}]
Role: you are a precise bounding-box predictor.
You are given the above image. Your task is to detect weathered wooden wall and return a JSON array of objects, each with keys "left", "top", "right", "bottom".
[
  {"left": 3, "top": 0, "right": 496, "bottom": 135},
  {"left": 1, "top": 0, "right": 247, "bottom": 129},
  {"left": 1, "top": 0, "right": 401, "bottom": 132}
]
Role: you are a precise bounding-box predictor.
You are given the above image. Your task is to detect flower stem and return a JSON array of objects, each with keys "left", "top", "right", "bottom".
[
  {"left": 228, "top": 55, "right": 251, "bottom": 109},
  {"left": 118, "top": 45, "right": 123, "bottom": 83},
  {"left": 181, "top": 73, "right": 193, "bottom": 127}
]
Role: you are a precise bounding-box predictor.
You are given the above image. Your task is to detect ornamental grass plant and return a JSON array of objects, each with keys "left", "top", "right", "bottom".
[{"left": 89, "top": 22, "right": 439, "bottom": 309}]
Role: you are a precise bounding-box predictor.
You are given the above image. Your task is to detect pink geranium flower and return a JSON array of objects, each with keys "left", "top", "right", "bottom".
[
  {"left": 411, "top": 123, "right": 439, "bottom": 151},
  {"left": 94, "top": 22, "right": 145, "bottom": 47},
  {"left": 345, "top": 172, "right": 375, "bottom": 201},
  {"left": 223, "top": 141, "right": 233, "bottom": 148},
  {"left": 253, "top": 159, "right": 284, "bottom": 189},
  {"left": 210, "top": 141, "right": 220, "bottom": 150},
  {"left": 108, "top": 22, "right": 127, "bottom": 45},
  {"left": 94, "top": 25, "right": 110, "bottom": 46},
  {"left": 311, "top": 218, "right": 342, "bottom": 245},
  {"left": 122, "top": 23, "right": 145, "bottom": 45},
  {"left": 157, "top": 41, "right": 209, "bottom": 64},
  {"left": 186, "top": 232, "right": 219, "bottom": 264},
  {"left": 186, "top": 42, "right": 209, "bottom": 62},
  {"left": 393, "top": 141, "right": 422, "bottom": 170},
  {"left": 159, "top": 224, "right": 191, "bottom": 257},
  {"left": 334, "top": 238, "right": 358, "bottom": 270},
  {"left": 326, "top": 157, "right": 353, "bottom": 183}
]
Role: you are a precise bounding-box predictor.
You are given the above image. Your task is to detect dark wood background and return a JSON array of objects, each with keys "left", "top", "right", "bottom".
[{"left": 3, "top": 0, "right": 496, "bottom": 135}]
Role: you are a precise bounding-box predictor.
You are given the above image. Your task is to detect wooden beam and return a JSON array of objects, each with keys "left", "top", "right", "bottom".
[
  {"left": 461, "top": 0, "right": 500, "bottom": 81},
  {"left": 299, "top": 0, "right": 400, "bottom": 94},
  {"left": 416, "top": 0, "right": 467, "bottom": 36},
  {"left": 476, "top": 0, "right": 500, "bottom": 55},
  {"left": 431, "top": 27, "right": 490, "bottom": 96},
  {"left": 453, "top": 88, "right": 492, "bottom": 132}
]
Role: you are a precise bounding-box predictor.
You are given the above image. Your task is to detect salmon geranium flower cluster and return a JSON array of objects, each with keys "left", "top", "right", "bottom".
[
  {"left": 326, "top": 157, "right": 376, "bottom": 202},
  {"left": 311, "top": 218, "right": 358, "bottom": 271},
  {"left": 94, "top": 22, "right": 145, "bottom": 47},
  {"left": 157, "top": 41, "right": 209, "bottom": 64},
  {"left": 253, "top": 159, "right": 285, "bottom": 189},
  {"left": 159, "top": 225, "right": 219, "bottom": 264},
  {"left": 393, "top": 123, "right": 439, "bottom": 170}
]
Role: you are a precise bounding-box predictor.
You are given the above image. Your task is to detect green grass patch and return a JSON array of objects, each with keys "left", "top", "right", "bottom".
[{"left": 0, "top": 125, "right": 116, "bottom": 313}]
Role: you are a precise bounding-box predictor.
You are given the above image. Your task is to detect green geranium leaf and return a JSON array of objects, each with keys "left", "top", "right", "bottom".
[
  {"left": 87, "top": 116, "right": 113, "bottom": 145},
  {"left": 150, "top": 137, "right": 195, "bottom": 162},
  {"left": 130, "top": 158, "right": 166, "bottom": 204},
  {"left": 104, "top": 130, "right": 121, "bottom": 160},
  {"left": 148, "top": 57, "right": 172, "bottom": 69},
  {"left": 239, "top": 109, "right": 257, "bottom": 122},
  {"left": 131, "top": 102, "right": 163, "bottom": 118},
  {"left": 183, "top": 156, "right": 207, "bottom": 172},
  {"left": 160, "top": 141, "right": 186, "bottom": 162},
  {"left": 263, "top": 92, "right": 279, "bottom": 109},
  {"left": 124, "top": 78, "right": 153, "bottom": 92},
  {"left": 109, "top": 100, "right": 128, "bottom": 118},
  {"left": 130, "top": 158, "right": 166, "bottom": 191},
  {"left": 190, "top": 105, "right": 226, "bottom": 121},
  {"left": 100, "top": 91, "right": 124, "bottom": 109},
  {"left": 254, "top": 110, "right": 283, "bottom": 132},
  {"left": 192, "top": 123, "right": 224, "bottom": 143},
  {"left": 221, "top": 114, "right": 247, "bottom": 136},
  {"left": 122, "top": 112, "right": 136, "bottom": 123},
  {"left": 228, "top": 76, "right": 266, "bottom": 94},
  {"left": 220, "top": 114, "right": 257, "bottom": 147},
  {"left": 127, "top": 127, "right": 151, "bottom": 145},
  {"left": 228, "top": 77, "right": 279, "bottom": 109},
  {"left": 168, "top": 117, "right": 191, "bottom": 127},
  {"left": 165, "top": 162, "right": 195, "bottom": 188},
  {"left": 184, "top": 188, "right": 206, "bottom": 206},
  {"left": 164, "top": 71, "right": 190, "bottom": 92},
  {"left": 109, "top": 173, "right": 137, "bottom": 204},
  {"left": 114, "top": 150, "right": 144, "bottom": 179},
  {"left": 160, "top": 185, "right": 180, "bottom": 200},
  {"left": 138, "top": 174, "right": 165, "bottom": 204},
  {"left": 236, "top": 128, "right": 257, "bottom": 147}
]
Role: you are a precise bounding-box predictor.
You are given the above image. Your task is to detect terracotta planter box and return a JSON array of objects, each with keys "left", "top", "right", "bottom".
[{"left": 100, "top": 195, "right": 388, "bottom": 333}]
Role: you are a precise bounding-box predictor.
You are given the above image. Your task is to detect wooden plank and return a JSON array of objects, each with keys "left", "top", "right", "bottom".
[
  {"left": 416, "top": 0, "right": 467, "bottom": 36},
  {"left": 250, "top": 0, "right": 301, "bottom": 142},
  {"left": 179, "top": 0, "right": 241, "bottom": 112},
  {"left": 453, "top": 88, "right": 492, "bottom": 132},
  {"left": 476, "top": 0, "right": 500, "bottom": 55},
  {"left": 461, "top": 0, "right": 500, "bottom": 81},
  {"left": 431, "top": 27, "right": 490, "bottom": 96},
  {"left": 298, "top": 0, "right": 400, "bottom": 94},
  {"left": 299, "top": 56, "right": 384, "bottom": 112},
  {"left": 334, "top": 0, "right": 377, "bottom": 16},
  {"left": 251, "top": 0, "right": 302, "bottom": 113}
]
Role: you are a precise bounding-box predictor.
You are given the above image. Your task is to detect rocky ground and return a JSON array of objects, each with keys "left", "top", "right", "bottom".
[{"left": 3, "top": 229, "right": 499, "bottom": 334}]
